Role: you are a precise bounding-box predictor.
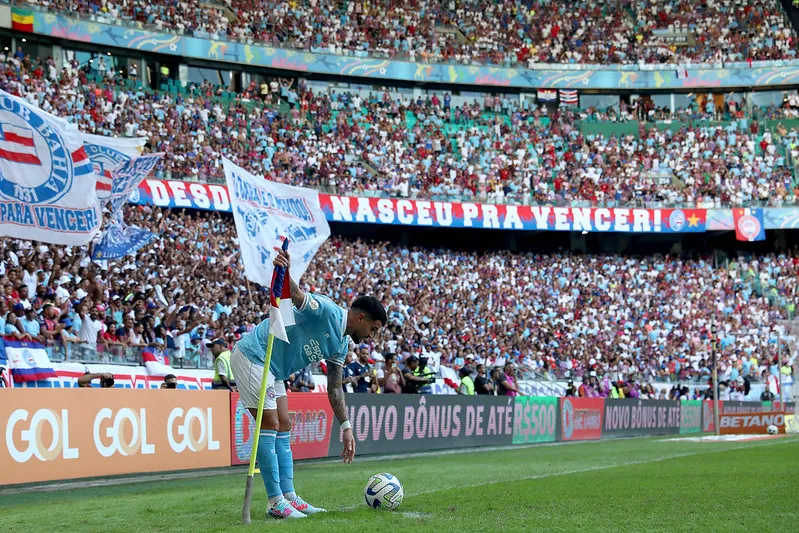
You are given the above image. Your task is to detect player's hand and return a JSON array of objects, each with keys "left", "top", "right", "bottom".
[
  {"left": 273, "top": 249, "right": 291, "bottom": 271},
  {"left": 341, "top": 428, "right": 355, "bottom": 464}
]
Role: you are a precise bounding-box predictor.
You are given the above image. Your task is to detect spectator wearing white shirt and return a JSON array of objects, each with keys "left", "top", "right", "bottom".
[{"left": 78, "top": 306, "right": 105, "bottom": 345}]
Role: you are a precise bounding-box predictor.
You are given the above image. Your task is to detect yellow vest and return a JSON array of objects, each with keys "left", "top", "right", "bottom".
[
  {"left": 460, "top": 375, "right": 475, "bottom": 395},
  {"left": 213, "top": 350, "right": 234, "bottom": 383}
]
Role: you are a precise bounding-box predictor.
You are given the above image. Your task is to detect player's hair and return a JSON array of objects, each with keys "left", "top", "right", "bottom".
[{"left": 351, "top": 296, "right": 388, "bottom": 325}]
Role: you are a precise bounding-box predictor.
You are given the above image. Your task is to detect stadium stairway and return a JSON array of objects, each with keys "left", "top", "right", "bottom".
[
  {"left": 436, "top": 24, "right": 469, "bottom": 45},
  {"left": 200, "top": 1, "right": 238, "bottom": 24}
]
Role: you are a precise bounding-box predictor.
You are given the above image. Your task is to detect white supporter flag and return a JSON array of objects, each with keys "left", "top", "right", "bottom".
[
  {"left": 222, "top": 157, "right": 330, "bottom": 288},
  {"left": 80, "top": 133, "right": 147, "bottom": 201},
  {"left": 0, "top": 90, "right": 101, "bottom": 246}
]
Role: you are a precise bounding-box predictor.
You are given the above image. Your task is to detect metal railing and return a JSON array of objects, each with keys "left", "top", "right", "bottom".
[{"left": 46, "top": 342, "right": 215, "bottom": 370}]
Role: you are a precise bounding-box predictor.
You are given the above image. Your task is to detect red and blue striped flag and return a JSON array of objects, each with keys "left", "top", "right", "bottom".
[{"left": 269, "top": 239, "right": 294, "bottom": 343}]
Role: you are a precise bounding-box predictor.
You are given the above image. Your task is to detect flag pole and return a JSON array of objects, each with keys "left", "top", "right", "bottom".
[{"left": 242, "top": 238, "right": 289, "bottom": 524}]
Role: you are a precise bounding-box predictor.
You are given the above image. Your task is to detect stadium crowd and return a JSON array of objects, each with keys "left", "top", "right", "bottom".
[
  {"left": 2, "top": 50, "right": 799, "bottom": 207},
  {"left": 22, "top": 0, "right": 799, "bottom": 65},
  {"left": 1, "top": 207, "right": 795, "bottom": 391}
]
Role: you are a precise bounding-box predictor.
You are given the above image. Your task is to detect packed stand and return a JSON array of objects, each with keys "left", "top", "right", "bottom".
[
  {"left": 2, "top": 51, "right": 798, "bottom": 207},
  {"left": 20, "top": 0, "right": 799, "bottom": 65},
  {"left": 2, "top": 207, "right": 796, "bottom": 393}
]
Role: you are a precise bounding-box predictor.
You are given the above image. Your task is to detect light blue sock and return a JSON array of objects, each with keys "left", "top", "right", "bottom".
[
  {"left": 256, "top": 430, "right": 281, "bottom": 500},
  {"left": 276, "top": 431, "right": 296, "bottom": 498}
]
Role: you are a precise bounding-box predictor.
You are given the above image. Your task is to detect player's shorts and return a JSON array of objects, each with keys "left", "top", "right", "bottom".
[{"left": 230, "top": 346, "right": 286, "bottom": 410}]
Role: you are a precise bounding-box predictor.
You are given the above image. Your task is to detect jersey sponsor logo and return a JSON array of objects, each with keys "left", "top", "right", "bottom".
[{"left": 303, "top": 339, "right": 324, "bottom": 362}]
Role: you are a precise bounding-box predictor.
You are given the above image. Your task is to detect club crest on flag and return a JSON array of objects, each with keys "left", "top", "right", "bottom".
[
  {"left": 85, "top": 143, "right": 129, "bottom": 200},
  {"left": 0, "top": 94, "right": 74, "bottom": 204},
  {"left": 668, "top": 209, "right": 686, "bottom": 231},
  {"left": 737, "top": 213, "right": 761, "bottom": 241}
]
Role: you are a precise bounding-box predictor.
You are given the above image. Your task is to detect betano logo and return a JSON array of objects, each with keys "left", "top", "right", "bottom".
[
  {"left": 93, "top": 407, "right": 155, "bottom": 457},
  {"left": 167, "top": 407, "right": 220, "bottom": 453},
  {"left": 720, "top": 413, "right": 784, "bottom": 428},
  {"left": 5, "top": 408, "right": 79, "bottom": 463}
]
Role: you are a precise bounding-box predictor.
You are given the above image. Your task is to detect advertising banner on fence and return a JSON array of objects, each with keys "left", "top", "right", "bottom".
[
  {"left": 329, "top": 394, "right": 514, "bottom": 456},
  {"left": 680, "top": 400, "right": 702, "bottom": 434},
  {"left": 560, "top": 397, "right": 604, "bottom": 441},
  {"left": 702, "top": 400, "right": 723, "bottom": 432},
  {"left": 603, "top": 399, "right": 682, "bottom": 438},
  {"left": 719, "top": 411, "right": 786, "bottom": 435},
  {"left": 9, "top": 362, "right": 214, "bottom": 390},
  {"left": 131, "top": 179, "right": 708, "bottom": 233},
  {"left": 513, "top": 396, "right": 558, "bottom": 444},
  {"left": 1, "top": 389, "right": 230, "bottom": 485},
  {"left": 230, "top": 392, "right": 334, "bottom": 466}
]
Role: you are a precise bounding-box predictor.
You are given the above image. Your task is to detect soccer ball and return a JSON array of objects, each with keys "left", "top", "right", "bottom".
[
  {"left": 364, "top": 473, "right": 403, "bottom": 510},
  {"left": 767, "top": 424, "right": 778, "bottom": 435}
]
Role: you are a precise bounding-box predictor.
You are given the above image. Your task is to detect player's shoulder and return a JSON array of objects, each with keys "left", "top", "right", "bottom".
[{"left": 304, "top": 292, "right": 344, "bottom": 315}]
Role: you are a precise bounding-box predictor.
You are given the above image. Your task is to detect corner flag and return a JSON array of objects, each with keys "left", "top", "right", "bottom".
[{"left": 269, "top": 239, "right": 293, "bottom": 343}]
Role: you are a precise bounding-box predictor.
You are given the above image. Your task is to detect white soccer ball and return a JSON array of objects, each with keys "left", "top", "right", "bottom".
[
  {"left": 364, "top": 473, "right": 404, "bottom": 510},
  {"left": 767, "top": 424, "right": 778, "bottom": 435}
]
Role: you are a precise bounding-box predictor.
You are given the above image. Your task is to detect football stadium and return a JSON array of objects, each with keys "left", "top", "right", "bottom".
[{"left": 0, "top": 0, "right": 798, "bottom": 531}]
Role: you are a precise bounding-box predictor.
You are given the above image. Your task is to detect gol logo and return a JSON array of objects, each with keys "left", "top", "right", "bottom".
[
  {"left": 5, "top": 409, "right": 79, "bottom": 463},
  {"left": 167, "top": 407, "right": 220, "bottom": 453},
  {"left": 93, "top": 408, "right": 155, "bottom": 457}
]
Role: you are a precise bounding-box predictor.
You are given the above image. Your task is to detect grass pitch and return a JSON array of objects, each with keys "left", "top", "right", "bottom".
[{"left": 1, "top": 436, "right": 796, "bottom": 532}]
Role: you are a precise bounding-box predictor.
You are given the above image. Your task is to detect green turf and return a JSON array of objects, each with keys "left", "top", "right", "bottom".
[{"left": 1, "top": 436, "right": 797, "bottom": 532}]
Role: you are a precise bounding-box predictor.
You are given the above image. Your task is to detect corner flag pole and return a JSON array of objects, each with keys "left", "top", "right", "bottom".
[{"left": 242, "top": 238, "right": 289, "bottom": 524}]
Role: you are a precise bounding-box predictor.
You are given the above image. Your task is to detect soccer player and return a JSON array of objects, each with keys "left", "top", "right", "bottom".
[{"left": 231, "top": 248, "right": 387, "bottom": 519}]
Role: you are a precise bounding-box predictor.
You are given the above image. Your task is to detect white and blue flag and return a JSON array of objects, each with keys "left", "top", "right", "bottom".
[
  {"left": 80, "top": 133, "right": 146, "bottom": 202},
  {"left": 92, "top": 211, "right": 155, "bottom": 260},
  {"left": 105, "top": 152, "right": 163, "bottom": 218},
  {"left": 0, "top": 89, "right": 100, "bottom": 246},
  {"left": 222, "top": 157, "right": 330, "bottom": 287}
]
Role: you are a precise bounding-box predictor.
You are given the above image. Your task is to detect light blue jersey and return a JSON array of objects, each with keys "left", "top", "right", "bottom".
[{"left": 236, "top": 292, "right": 349, "bottom": 380}]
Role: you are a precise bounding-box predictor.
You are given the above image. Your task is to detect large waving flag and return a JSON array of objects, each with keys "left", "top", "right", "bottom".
[
  {"left": 269, "top": 239, "right": 293, "bottom": 343},
  {"left": 5, "top": 341, "right": 57, "bottom": 382},
  {"left": 733, "top": 208, "right": 766, "bottom": 242},
  {"left": 222, "top": 157, "right": 330, "bottom": 287},
  {"left": 91, "top": 153, "right": 162, "bottom": 261},
  {"left": 80, "top": 133, "right": 147, "bottom": 202},
  {"left": 92, "top": 211, "right": 156, "bottom": 260},
  {"left": 0, "top": 90, "right": 101, "bottom": 245},
  {"left": 105, "top": 153, "right": 163, "bottom": 217}
]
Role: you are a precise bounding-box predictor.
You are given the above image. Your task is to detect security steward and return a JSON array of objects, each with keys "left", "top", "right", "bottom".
[
  {"left": 209, "top": 338, "right": 236, "bottom": 391},
  {"left": 458, "top": 366, "right": 475, "bottom": 395}
]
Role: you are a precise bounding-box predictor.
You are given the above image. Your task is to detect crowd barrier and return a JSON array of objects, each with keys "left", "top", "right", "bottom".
[{"left": 2, "top": 389, "right": 794, "bottom": 486}]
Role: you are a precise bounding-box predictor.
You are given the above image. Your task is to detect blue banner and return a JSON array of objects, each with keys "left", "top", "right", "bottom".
[{"left": 92, "top": 212, "right": 155, "bottom": 260}]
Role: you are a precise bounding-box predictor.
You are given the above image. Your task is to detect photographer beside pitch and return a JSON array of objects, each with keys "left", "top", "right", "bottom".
[{"left": 231, "top": 248, "right": 387, "bottom": 519}]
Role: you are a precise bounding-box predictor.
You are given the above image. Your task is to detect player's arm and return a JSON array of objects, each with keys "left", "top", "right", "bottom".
[{"left": 327, "top": 363, "right": 355, "bottom": 463}]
